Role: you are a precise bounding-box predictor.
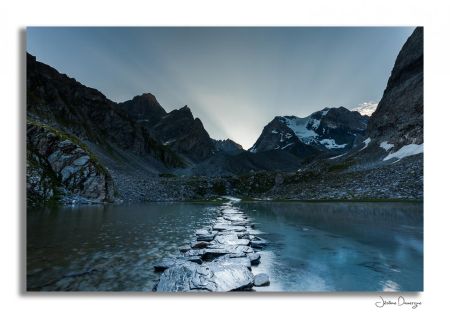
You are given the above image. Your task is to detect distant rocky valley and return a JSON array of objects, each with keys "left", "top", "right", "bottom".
[{"left": 26, "top": 28, "right": 423, "bottom": 206}]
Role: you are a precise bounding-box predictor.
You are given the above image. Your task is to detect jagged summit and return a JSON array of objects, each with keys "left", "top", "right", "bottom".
[
  {"left": 117, "top": 93, "right": 167, "bottom": 127},
  {"left": 249, "top": 106, "right": 368, "bottom": 157}
]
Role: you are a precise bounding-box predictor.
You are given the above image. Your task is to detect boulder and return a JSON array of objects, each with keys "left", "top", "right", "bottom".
[
  {"left": 254, "top": 273, "right": 270, "bottom": 287},
  {"left": 247, "top": 253, "right": 261, "bottom": 265},
  {"left": 156, "top": 261, "right": 254, "bottom": 292}
]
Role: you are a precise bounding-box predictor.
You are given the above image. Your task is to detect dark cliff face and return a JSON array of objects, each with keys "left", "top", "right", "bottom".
[
  {"left": 27, "top": 121, "right": 115, "bottom": 205},
  {"left": 213, "top": 139, "right": 244, "bottom": 155},
  {"left": 27, "top": 53, "right": 183, "bottom": 167},
  {"left": 367, "top": 27, "right": 423, "bottom": 148},
  {"left": 250, "top": 117, "right": 296, "bottom": 153},
  {"left": 151, "top": 106, "right": 216, "bottom": 162},
  {"left": 117, "top": 93, "right": 167, "bottom": 128},
  {"left": 313, "top": 107, "right": 368, "bottom": 145}
]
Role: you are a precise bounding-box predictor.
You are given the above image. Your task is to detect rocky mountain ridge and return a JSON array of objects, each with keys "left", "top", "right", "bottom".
[
  {"left": 249, "top": 106, "right": 368, "bottom": 159},
  {"left": 26, "top": 27, "right": 424, "bottom": 205},
  {"left": 367, "top": 27, "right": 423, "bottom": 150}
]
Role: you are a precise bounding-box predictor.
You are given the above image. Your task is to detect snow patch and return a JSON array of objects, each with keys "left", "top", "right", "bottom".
[
  {"left": 281, "top": 117, "right": 318, "bottom": 144},
  {"left": 383, "top": 143, "right": 423, "bottom": 161},
  {"left": 319, "top": 139, "right": 347, "bottom": 149},
  {"left": 309, "top": 118, "right": 321, "bottom": 129},
  {"left": 380, "top": 141, "right": 394, "bottom": 151},
  {"left": 281, "top": 142, "right": 294, "bottom": 150},
  {"left": 163, "top": 139, "right": 177, "bottom": 146},
  {"left": 359, "top": 137, "right": 371, "bottom": 151},
  {"left": 329, "top": 152, "right": 347, "bottom": 160}
]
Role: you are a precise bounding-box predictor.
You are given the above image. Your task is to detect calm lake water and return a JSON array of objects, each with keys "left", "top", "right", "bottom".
[{"left": 27, "top": 201, "right": 423, "bottom": 292}]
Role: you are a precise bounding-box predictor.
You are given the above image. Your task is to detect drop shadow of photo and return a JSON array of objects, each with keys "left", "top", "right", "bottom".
[{"left": 18, "top": 27, "right": 27, "bottom": 295}]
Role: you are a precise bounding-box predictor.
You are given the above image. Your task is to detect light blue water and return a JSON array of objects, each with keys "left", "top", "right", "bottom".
[
  {"left": 27, "top": 201, "right": 423, "bottom": 292},
  {"left": 240, "top": 201, "right": 423, "bottom": 292}
]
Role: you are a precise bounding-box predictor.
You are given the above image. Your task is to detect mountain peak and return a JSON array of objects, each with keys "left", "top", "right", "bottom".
[
  {"left": 250, "top": 105, "right": 368, "bottom": 155},
  {"left": 133, "top": 92, "right": 157, "bottom": 102},
  {"left": 213, "top": 138, "right": 244, "bottom": 155},
  {"left": 118, "top": 92, "right": 167, "bottom": 127}
]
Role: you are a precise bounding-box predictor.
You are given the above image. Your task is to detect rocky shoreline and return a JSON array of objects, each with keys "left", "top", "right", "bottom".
[{"left": 152, "top": 198, "right": 270, "bottom": 292}]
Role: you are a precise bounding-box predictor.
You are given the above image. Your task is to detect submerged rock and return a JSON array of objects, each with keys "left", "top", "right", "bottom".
[
  {"left": 191, "top": 241, "right": 210, "bottom": 249},
  {"left": 179, "top": 245, "right": 191, "bottom": 253}
]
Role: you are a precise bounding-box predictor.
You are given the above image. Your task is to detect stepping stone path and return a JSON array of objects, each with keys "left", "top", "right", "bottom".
[{"left": 153, "top": 198, "right": 270, "bottom": 292}]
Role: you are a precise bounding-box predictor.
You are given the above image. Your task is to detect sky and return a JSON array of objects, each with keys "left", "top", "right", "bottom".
[{"left": 27, "top": 27, "right": 414, "bottom": 149}]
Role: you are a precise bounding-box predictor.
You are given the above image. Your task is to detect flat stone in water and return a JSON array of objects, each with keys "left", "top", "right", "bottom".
[
  {"left": 196, "top": 230, "right": 217, "bottom": 242},
  {"left": 195, "top": 229, "right": 210, "bottom": 236},
  {"left": 214, "top": 234, "right": 250, "bottom": 246},
  {"left": 201, "top": 244, "right": 254, "bottom": 261},
  {"left": 156, "top": 261, "right": 254, "bottom": 292},
  {"left": 201, "top": 248, "right": 230, "bottom": 261},
  {"left": 186, "top": 256, "right": 202, "bottom": 264},
  {"left": 213, "top": 224, "right": 247, "bottom": 232},
  {"left": 250, "top": 238, "right": 268, "bottom": 249},
  {"left": 236, "top": 232, "right": 250, "bottom": 239},
  {"left": 184, "top": 249, "right": 206, "bottom": 257},
  {"left": 223, "top": 215, "right": 247, "bottom": 222},
  {"left": 220, "top": 208, "right": 243, "bottom": 215},
  {"left": 213, "top": 255, "right": 252, "bottom": 269},
  {"left": 254, "top": 273, "right": 270, "bottom": 287},
  {"left": 247, "top": 253, "right": 261, "bottom": 265},
  {"left": 231, "top": 221, "right": 249, "bottom": 227}
]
